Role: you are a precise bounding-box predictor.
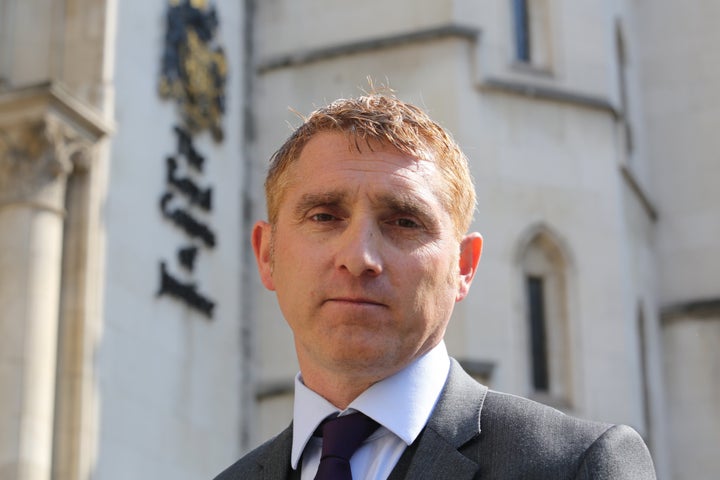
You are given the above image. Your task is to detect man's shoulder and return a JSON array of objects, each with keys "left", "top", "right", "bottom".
[
  {"left": 212, "top": 441, "right": 267, "bottom": 480},
  {"left": 482, "top": 389, "right": 610, "bottom": 440},
  {"left": 471, "top": 389, "right": 655, "bottom": 478},
  {"left": 213, "top": 427, "right": 292, "bottom": 480},
  {"left": 442, "top": 360, "right": 610, "bottom": 442}
]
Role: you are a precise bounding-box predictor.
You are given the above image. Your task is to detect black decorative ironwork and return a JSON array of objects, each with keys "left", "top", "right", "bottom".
[
  {"left": 157, "top": 0, "right": 224, "bottom": 317},
  {"left": 158, "top": 262, "right": 215, "bottom": 317},
  {"left": 160, "top": 192, "right": 216, "bottom": 247},
  {"left": 173, "top": 126, "right": 205, "bottom": 172},
  {"left": 166, "top": 156, "right": 212, "bottom": 210},
  {"left": 178, "top": 245, "right": 198, "bottom": 271},
  {"left": 157, "top": 122, "right": 217, "bottom": 318}
]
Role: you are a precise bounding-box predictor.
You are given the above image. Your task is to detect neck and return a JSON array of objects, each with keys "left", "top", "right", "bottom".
[
  {"left": 295, "top": 342, "right": 442, "bottom": 409},
  {"left": 300, "top": 367, "right": 383, "bottom": 410}
]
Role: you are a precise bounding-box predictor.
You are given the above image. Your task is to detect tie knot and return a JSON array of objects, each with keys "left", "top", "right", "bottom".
[{"left": 319, "top": 412, "right": 380, "bottom": 463}]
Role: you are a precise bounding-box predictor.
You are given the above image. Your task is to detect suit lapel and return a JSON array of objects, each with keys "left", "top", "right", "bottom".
[
  {"left": 263, "top": 361, "right": 488, "bottom": 480},
  {"left": 390, "top": 359, "right": 488, "bottom": 480},
  {"left": 256, "top": 425, "right": 295, "bottom": 480}
]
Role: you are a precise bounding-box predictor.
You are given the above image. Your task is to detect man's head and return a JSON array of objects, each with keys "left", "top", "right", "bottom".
[
  {"left": 265, "top": 93, "right": 476, "bottom": 239},
  {"left": 252, "top": 93, "right": 483, "bottom": 407}
]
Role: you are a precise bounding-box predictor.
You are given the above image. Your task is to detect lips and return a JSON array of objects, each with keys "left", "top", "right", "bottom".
[{"left": 323, "top": 297, "right": 387, "bottom": 307}]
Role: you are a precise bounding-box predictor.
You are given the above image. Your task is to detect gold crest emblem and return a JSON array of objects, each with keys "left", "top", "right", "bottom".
[{"left": 159, "top": 0, "right": 227, "bottom": 142}]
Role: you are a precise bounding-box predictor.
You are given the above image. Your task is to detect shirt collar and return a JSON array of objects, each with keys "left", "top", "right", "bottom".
[{"left": 290, "top": 341, "right": 450, "bottom": 469}]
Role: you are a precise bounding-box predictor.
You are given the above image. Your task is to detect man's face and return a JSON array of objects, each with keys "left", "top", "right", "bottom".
[{"left": 253, "top": 131, "right": 481, "bottom": 384}]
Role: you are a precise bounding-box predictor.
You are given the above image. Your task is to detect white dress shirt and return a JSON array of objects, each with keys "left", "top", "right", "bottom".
[{"left": 291, "top": 341, "right": 451, "bottom": 480}]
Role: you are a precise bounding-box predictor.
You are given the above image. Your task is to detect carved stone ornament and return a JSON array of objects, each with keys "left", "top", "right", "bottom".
[
  {"left": 159, "top": 0, "right": 228, "bottom": 142},
  {"left": 0, "top": 117, "right": 93, "bottom": 210},
  {"left": 0, "top": 82, "right": 110, "bottom": 213}
]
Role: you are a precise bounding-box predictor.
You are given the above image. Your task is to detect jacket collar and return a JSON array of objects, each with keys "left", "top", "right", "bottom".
[
  {"left": 256, "top": 426, "right": 295, "bottom": 480},
  {"left": 389, "top": 359, "right": 488, "bottom": 480},
  {"left": 254, "top": 359, "right": 487, "bottom": 480}
]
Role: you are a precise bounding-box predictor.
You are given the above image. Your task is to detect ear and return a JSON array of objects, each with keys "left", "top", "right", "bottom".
[
  {"left": 456, "top": 232, "right": 483, "bottom": 302},
  {"left": 252, "top": 220, "right": 276, "bottom": 291}
]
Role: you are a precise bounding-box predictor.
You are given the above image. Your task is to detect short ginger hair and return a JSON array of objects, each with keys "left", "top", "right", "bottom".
[{"left": 265, "top": 93, "right": 476, "bottom": 238}]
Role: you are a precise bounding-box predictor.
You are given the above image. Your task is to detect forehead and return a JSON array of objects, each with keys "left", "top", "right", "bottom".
[{"left": 282, "top": 131, "right": 443, "bottom": 203}]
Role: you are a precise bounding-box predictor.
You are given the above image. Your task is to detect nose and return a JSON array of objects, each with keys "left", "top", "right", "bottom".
[{"left": 335, "top": 219, "right": 383, "bottom": 277}]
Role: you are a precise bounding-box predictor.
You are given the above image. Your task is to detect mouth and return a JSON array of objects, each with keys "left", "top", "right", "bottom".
[{"left": 324, "top": 297, "right": 387, "bottom": 308}]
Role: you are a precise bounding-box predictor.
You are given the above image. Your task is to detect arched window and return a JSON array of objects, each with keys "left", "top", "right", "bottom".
[
  {"left": 0, "top": 1, "right": 9, "bottom": 85},
  {"left": 511, "top": 0, "right": 553, "bottom": 70},
  {"left": 615, "top": 19, "right": 634, "bottom": 154},
  {"left": 526, "top": 275, "right": 549, "bottom": 391},
  {"left": 512, "top": 0, "right": 531, "bottom": 62},
  {"left": 519, "top": 226, "right": 573, "bottom": 407},
  {"left": 637, "top": 303, "right": 652, "bottom": 444}
]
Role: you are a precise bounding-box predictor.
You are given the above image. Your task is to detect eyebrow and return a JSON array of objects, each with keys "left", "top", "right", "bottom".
[
  {"left": 376, "top": 193, "right": 431, "bottom": 217},
  {"left": 291, "top": 189, "right": 440, "bottom": 228},
  {"left": 292, "top": 190, "right": 348, "bottom": 219},
  {"left": 376, "top": 193, "right": 441, "bottom": 229}
]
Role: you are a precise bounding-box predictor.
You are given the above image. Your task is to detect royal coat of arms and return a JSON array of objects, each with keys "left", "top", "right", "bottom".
[{"left": 159, "top": 0, "right": 227, "bottom": 142}]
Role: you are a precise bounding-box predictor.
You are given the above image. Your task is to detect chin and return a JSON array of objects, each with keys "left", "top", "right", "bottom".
[{"left": 328, "top": 345, "right": 407, "bottom": 375}]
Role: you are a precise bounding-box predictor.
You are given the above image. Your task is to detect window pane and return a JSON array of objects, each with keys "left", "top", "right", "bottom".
[
  {"left": 527, "top": 276, "right": 549, "bottom": 391},
  {"left": 513, "top": 0, "right": 531, "bottom": 62}
]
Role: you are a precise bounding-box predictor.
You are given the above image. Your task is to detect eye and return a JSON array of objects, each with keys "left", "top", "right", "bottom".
[
  {"left": 310, "top": 212, "right": 338, "bottom": 222},
  {"left": 391, "top": 218, "right": 421, "bottom": 229}
]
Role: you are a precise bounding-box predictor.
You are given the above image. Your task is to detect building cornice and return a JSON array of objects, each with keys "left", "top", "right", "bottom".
[
  {"left": 479, "top": 76, "right": 619, "bottom": 117},
  {"left": 256, "top": 24, "right": 481, "bottom": 73},
  {"left": 0, "top": 81, "right": 113, "bottom": 139},
  {"left": 620, "top": 164, "right": 659, "bottom": 222},
  {"left": 256, "top": 378, "right": 294, "bottom": 400},
  {"left": 0, "top": 82, "right": 113, "bottom": 210},
  {"left": 662, "top": 298, "right": 720, "bottom": 324}
]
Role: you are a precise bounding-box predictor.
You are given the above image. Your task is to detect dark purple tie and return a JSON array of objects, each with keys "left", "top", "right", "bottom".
[{"left": 314, "top": 412, "right": 380, "bottom": 480}]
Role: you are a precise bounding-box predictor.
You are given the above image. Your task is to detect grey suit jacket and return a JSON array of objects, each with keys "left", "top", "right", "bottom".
[{"left": 214, "top": 360, "right": 656, "bottom": 479}]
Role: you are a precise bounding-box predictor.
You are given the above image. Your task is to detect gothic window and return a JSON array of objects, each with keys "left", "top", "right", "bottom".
[
  {"left": 513, "top": 0, "right": 531, "bottom": 62},
  {"left": 0, "top": 1, "right": 8, "bottom": 84},
  {"left": 511, "top": 0, "right": 553, "bottom": 70},
  {"left": 526, "top": 275, "right": 549, "bottom": 391},
  {"left": 637, "top": 303, "right": 652, "bottom": 443},
  {"left": 519, "top": 227, "right": 572, "bottom": 406},
  {"left": 615, "top": 20, "right": 634, "bottom": 154}
]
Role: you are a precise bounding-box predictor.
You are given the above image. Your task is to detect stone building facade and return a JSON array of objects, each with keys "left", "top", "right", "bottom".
[
  {"left": 0, "top": 1, "right": 246, "bottom": 479},
  {"left": 0, "top": 1, "right": 717, "bottom": 479}
]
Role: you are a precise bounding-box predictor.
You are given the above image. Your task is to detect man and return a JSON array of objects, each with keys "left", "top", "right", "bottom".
[{"left": 215, "top": 93, "right": 656, "bottom": 479}]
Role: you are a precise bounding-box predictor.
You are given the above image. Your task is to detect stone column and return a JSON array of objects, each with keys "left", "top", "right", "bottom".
[
  {"left": 0, "top": 115, "right": 92, "bottom": 480},
  {"left": 662, "top": 304, "right": 720, "bottom": 480}
]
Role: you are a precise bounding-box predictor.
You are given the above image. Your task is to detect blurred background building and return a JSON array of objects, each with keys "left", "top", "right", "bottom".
[{"left": 0, "top": 1, "right": 718, "bottom": 479}]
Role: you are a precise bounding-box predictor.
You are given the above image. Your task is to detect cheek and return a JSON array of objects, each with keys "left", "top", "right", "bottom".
[
  {"left": 416, "top": 245, "right": 458, "bottom": 286},
  {"left": 273, "top": 242, "right": 326, "bottom": 300},
  {"left": 411, "top": 251, "right": 459, "bottom": 312}
]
